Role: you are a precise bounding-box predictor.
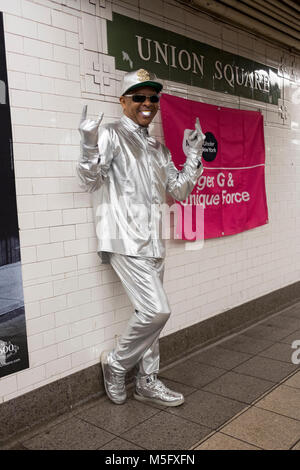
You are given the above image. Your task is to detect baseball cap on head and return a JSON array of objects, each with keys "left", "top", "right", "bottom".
[{"left": 120, "top": 69, "right": 163, "bottom": 96}]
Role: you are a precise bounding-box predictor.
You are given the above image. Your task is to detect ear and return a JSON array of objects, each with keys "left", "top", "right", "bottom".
[{"left": 119, "top": 96, "right": 126, "bottom": 111}]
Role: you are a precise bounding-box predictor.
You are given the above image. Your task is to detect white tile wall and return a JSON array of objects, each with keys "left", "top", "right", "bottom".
[{"left": 0, "top": 0, "right": 299, "bottom": 404}]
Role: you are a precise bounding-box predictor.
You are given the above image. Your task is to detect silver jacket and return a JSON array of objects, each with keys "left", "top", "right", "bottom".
[{"left": 77, "top": 115, "right": 203, "bottom": 263}]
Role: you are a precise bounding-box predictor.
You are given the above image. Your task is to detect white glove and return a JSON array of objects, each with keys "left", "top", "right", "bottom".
[
  {"left": 78, "top": 104, "right": 103, "bottom": 148},
  {"left": 183, "top": 117, "right": 206, "bottom": 155}
]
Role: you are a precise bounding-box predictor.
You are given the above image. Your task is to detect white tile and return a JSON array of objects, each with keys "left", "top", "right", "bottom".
[
  {"left": 66, "top": 31, "right": 78, "bottom": 49},
  {"left": 16, "top": 365, "right": 46, "bottom": 390},
  {"left": 51, "top": 256, "right": 77, "bottom": 275},
  {"left": 57, "top": 336, "right": 82, "bottom": 357},
  {"left": 22, "top": 0, "right": 51, "bottom": 24},
  {"left": 64, "top": 238, "right": 89, "bottom": 256},
  {"left": 15, "top": 178, "right": 33, "bottom": 196},
  {"left": 37, "top": 242, "right": 64, "bottom": 261},
  {"left": 5, "top": 14, "right": 38, "bottom": 39},
  {"left": 18, "top": 212, "right": 35, "bottom": 230},
  {"left": 47, "top": 193, "right": 74, "bottom": 210},
  {"left": 24, "top": 282, "right": 53, "bottom": 303},
  {"left": 22, "top": 261, "right": 52, "bottom": 281},
  {"left": 50, "top": 225, "right": 76, "bottom": 242},
  {"left": 45, "top": 356, "right": 72, "bottom": 378},
  {"left": 20, "top": 246, "right": 37, "bottom": 264},
  {"left": 0, "top": 0, "right": 21, "bottom": 15},
  {"left": 53, "top": 44, "right": 80, "bottom": 65},
  {"left": 37, "top": 23, "right": 66, "bottom": 46},
  {"left": 4, "top": 32, "right": 24, "bottom": 54},
  {"left": 17, "top": 194, "right": 47, "bottom": 213},
  {"left": 53, "top": 276, "right": 78, "bottom": 296},
  {"left": 51, "top": 9, "right": 78, "bottom": 32},
  {"left": 62, "top": 208, "right": 86, "bottom": 225},
  {"left": 30, "top": 345, "right": 58, "bottom": 367},
  {"left": 24, "top": 37, "right": 53, "bottom": 59},
  {"left": 0, "top": 375, "right": 18, "bottom": 396},
  {"left": 67, "top": 288, "right": 91, "bottom": 307},
  {"left": 54, "top": 79, "right": 80, "bottom": 100},
  {"left": 40, "top": 59, "right": 67, "bottom": 79},
  {"left": 30, "top": 144, "right": 59, "bottom": 160},
  {"left": 40, "top": 294, "right": 67, "bottom": 316},
  {"left": 32, "top": 178, "right": 60, "bottom": 195}
]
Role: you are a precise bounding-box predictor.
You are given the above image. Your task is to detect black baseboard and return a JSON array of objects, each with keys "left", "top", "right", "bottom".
[{"left": 1, "top": 280, "right": 300, "bottom": 445}]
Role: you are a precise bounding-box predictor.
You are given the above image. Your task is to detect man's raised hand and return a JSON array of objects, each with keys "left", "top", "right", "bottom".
[
  {"left": 187, "top": 117, "right": 206, "bottom": 151},
  {"left": 79, "top": 105, "right": 104, "bottom": 147}
]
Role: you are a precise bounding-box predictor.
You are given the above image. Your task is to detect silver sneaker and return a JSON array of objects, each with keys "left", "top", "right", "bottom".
[
  {"left": 134, "top": 374, "right": 184, "bottom": 407},
  {"left": 101, "top": 351, "right": 126, "bottom": 405}
]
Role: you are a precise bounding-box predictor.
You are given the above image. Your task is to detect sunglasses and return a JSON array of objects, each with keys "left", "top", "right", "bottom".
[{"left": 124, "top": 94, "right": 160, "bottom": 103}]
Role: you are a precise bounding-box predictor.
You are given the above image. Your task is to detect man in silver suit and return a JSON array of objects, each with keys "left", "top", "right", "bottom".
[{"left": 77, "top": 69, "right": 205, "bottom": 407}]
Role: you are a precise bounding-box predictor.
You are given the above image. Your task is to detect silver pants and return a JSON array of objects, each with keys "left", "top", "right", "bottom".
[{"left": 107, "top": 253, "right": 171, "bottom": 377}]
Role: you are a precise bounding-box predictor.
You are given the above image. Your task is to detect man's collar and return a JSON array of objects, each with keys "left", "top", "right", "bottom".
[{"left": 121, "top": 115, "right": 148, "bottom": 134}]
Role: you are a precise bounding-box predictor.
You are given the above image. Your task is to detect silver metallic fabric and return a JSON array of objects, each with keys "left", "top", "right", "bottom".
[
  {"left": 101, "top": 350, "right": 126, "bottom": 405},
  {"left": 135, "top": 374, "right": 184, "bottom": 406},
  {"left": 107, "top": 252, "right": 170, "bottom": 377},
  {"left": 77, "top": 114, "right": 203, "bottom": 263}
]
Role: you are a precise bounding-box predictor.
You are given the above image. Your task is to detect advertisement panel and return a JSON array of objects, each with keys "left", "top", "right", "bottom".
[{"left": 0, "top": 12, "right": 29, "bottom": 378}]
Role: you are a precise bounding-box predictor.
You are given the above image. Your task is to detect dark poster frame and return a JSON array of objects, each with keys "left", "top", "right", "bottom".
[{"left": 0, "top": 12, "right": 29, "bottom": 378}]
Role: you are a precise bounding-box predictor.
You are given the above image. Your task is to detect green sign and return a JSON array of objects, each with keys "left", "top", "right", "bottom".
[{"left": 107, "top": 13, "right": 281, "bottom": 105}]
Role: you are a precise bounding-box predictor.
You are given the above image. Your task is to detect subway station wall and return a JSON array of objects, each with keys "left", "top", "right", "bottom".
[{"left": 0, "top": 0, "right": 299, "bottom": 403}]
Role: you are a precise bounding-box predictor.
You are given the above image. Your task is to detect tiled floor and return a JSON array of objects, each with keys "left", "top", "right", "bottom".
[{"left": 2, "top": 302, "right": 300, "bottom": 450}]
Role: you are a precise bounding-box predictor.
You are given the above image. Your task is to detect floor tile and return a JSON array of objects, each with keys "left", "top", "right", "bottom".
[
  {"left": 279, "top": 329, "right": 300, "bottom": 345},
  {"left": 160, "top": 377, "right": 198, "bottom": 397},
  {"left": 221, "top": 407, "right": 300, "bottom": 450},
  {"left": 280, "top": 305, "right": 300, "bottom": 319},
  {"left": 258, "top": 341, "right": 298, "bottom": 363},
  {"left": 233, "top": 355, "right": 297, "bottom": 383},
  {"left": 122, "top": 410, "right": 210, "bottom": 450},
  {"left": 220, "top": 334, "right": 274, "bottom": 355},
  {"left": 242, "top": 324, "right": 293, "bottom": 342},
  {"left": 76, "top": 397, "right": 159, "bottom": 435},
  {"left": 22, "top": 417, "right": 114, "bottom": 450},
  {"left": 255, "top": 385, "right": 300, "bottom": 420},
  {"left": 291, "top": 440, "right": 300, "bottom": 450},
  {"left": 283, "top": 371, "right": 300, "bottom": 389},
  {"left": 262, "top": 315, "right": 300, "bottom": 332},
  {"left": 167, "top": 389, "right": 246, "bottom": 429},
  {"left": 203, "top": 371, "right": 274, "bottom": 404},
  {"left": 195, "top": 432, "right": 260, "bottom": 450},
  {"left": 100, "top": 437, "right": 145, "bottom": 450},
  {"left": 160, "top": 360, "right": 227, "bottom": 388},
  {"left": 191, "top": 346, "right": 252, "bottom": 370}
]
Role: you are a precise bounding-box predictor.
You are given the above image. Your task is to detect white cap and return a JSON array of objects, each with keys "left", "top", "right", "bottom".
[{"left": 120, "top": 69, "right": 163, "bottom": 96}]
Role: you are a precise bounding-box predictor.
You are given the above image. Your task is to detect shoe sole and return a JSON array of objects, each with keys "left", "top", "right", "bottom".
[
  {"left": 101, "top": 351, "right": 126, "bottom": 405},
  {"left": 133, "top": 392, "right": 184, "bottom": 407}
]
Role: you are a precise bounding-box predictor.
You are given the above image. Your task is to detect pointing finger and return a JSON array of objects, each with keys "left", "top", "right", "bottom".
[
  {"left": 195, "top": 117, "right": 205, "bottom": 140},
  {"left": 80, "top": 104, "right": 87, "bottom": 124},
  {"left": 96, "top": 112, "right": 104, "bottom": 126}
]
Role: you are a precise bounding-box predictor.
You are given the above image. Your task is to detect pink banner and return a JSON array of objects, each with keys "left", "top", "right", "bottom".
[{"left": 160, "top": 93, "right": 269, "bottom": 240}]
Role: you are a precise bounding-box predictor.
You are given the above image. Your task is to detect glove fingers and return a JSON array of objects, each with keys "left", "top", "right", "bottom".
[
  {"left": 189, "top": 129, "right": 198, "bottom": 141},
  {"left": 80, "top": 105, "right": 88, "bottom": 125},
  {"left": 96, "top": 112, "right": 104, "bottom": 126},
  {"left": 195, "top": 117, "right": 206, "bottom": 140}
]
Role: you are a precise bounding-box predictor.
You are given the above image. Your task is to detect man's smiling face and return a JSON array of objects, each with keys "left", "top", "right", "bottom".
[{"left": 119, "top": 86, "right": 159, "bottom": 127}]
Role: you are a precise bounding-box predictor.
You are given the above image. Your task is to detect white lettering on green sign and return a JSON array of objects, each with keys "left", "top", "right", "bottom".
[{"left": 136, "top": 35, "right": 204, "bottom": 76}]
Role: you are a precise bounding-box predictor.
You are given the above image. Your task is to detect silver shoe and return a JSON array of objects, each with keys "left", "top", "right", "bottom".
[
  {"left": 101, "top": 351, "right": 126, "bottom": 405},
  {"left": 134, "top": 374, "right": 184, "bottom": 407}
]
